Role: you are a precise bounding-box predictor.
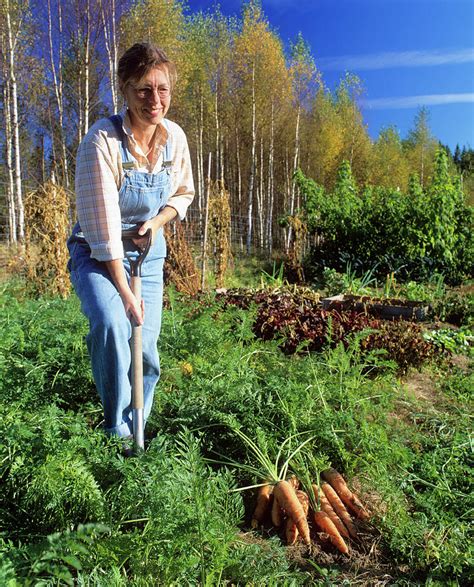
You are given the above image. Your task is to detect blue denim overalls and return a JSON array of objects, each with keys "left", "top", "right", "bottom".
[{"left": 67, "top": 114, "right": 172, "bottom": 437}]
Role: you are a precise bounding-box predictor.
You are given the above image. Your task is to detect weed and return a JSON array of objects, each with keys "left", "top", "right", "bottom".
[{"left": 1, "top": 280, "right": 472, "bottom": 584}]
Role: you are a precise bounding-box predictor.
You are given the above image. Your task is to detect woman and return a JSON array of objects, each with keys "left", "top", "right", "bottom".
[{"left": 67, "top": 43, "right": 194, "bottom": 439}]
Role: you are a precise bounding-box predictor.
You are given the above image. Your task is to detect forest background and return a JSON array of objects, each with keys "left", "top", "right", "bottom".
[{"left": 1, "top": 0, "right": 473, "bottom": 254}]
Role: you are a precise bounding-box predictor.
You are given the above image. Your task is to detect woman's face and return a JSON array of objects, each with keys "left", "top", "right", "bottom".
[{"left": 122, "top": 66, "right": 171, "bottom": 131}]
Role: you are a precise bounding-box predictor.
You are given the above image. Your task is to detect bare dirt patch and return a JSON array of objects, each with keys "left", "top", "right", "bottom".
[{"left": 402, "top": 370, "right": 439, "bottom": 405}]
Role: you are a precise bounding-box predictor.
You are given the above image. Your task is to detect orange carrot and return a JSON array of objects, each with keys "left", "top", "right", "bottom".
[
  {"left": 313, "top": 510, "right": 349, "bottom": 554},
  {"left": 285, "top": 517, "right": 299, "bottom": 545},
  {"left": 312, "top": 484, "right": 349, "bottom": 539},
  {"left": 271, "top": 493, "right": 283, "bottom": 527},
  {"left": 321, "top": 482, "right": 358, "bottom": 539},
  {"left": 251, "top": 484, "right": 273, "bottom": 529},
  {"left": 297, "top": 490, "right": 310, "bottom": 514},
  {"left": 285, "top": 490, "right": 310, "bottom": 544},
  {"left": 288, "top": 475, "right": 300, "bottom": 490},
  {"left": 274, "top": 480, "right": 311, "bottom": 545},
  {"left": 322, "top": 468, "right": 370, "bottom": 520}
]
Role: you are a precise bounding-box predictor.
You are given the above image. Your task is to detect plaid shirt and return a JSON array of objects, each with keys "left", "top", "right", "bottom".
[{"left": 75, "top": 112, "right": 194, "bottom": 261}]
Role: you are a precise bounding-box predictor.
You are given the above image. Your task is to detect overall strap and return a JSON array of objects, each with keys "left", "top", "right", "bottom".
[
  {"left": 162, "top": 119, "right": 172, "bottom": 165},
  {"left": 109, "top": 114, "right": 134, "bottom": 164}
]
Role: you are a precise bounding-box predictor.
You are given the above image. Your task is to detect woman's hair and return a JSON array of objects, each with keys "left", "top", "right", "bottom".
[{"left": 118, "top": 43, "right": 177, "bottom": 92}]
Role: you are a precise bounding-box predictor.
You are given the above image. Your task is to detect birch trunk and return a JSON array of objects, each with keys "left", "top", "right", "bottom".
[
  {"left": 101, "top": 0, "right": 118, "bottom": 113},
  {"left": 236, "top": 128, "right": 242, "bottom": 204},
  {"left": 219, "top": 129, "right": 225, "bottom": 183},
  {"left": 77, "top": 61, "right": 83, "bottom": 143},
  {"left": 258, "top": 135, "right": 264, "bottom": 249},
  {"left": 6, "top": 0, "right": 24, "bottom": 241},
  {"left": 198, "top": 92, "right": 204, "bottom": 219},
  {"left": 235, "top": 128, "right": 243, "bottom": 252},
  {"left": 195, "top": 128, "right": 202, "bottom": 219},
  {"left": 2, "top": 80, "right": 16, "bottom": 243},
  {"left": 266, "top": 100, "right": 274, "bottom": 253},
  {"left": 214, "top": 90, "right": 220, "bottom": 180},
  {"left": 246, "top": 62, "right": 256, "bottom": 255},
  {"left": 48, "top": 0, "right": 69, "bottom": 187},
  {"left": 201, "top": 153, "right": 212, "bottom": 289},
  {"left": 84, "top": 0, "right": 91, "bottom": 134},
  {"left": 286, "top": 104, "right": 300, "bottom": 251},
  {"left": 283, "top": 146, "right": 290, "bottom": 250}
]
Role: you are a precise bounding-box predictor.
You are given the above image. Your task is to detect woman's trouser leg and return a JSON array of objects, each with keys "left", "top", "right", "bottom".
[
  {"left": 70, "top": 254, "right": 164, "bottom": 437},
  {"left": 140, "top": 257, "right": 164, "bottom": 423},
  {"left": 71, "top": 261, "right": 134, "bottom": 437}
]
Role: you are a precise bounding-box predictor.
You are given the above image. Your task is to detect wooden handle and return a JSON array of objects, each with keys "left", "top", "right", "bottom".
[{"left": 130, "top": 275, "right": 144, "bottom": 410}]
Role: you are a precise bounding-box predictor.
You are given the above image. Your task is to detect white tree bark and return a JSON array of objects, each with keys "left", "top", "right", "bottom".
[
  {"left": 214, "top": 90, "right": 220, "bottom": 180},
  {"left": 48, "top": 0, "right": 69, "bottom": 187},
  {"left": 198, "top": 92, "right": 204, "bottom": 219},
  {"left": 266, "top": 100, "right": 274, "bottom": 252},
  {"left": 246, "top": 61, "right": 256, "bottom": 255},
  {"left": 2, "top": 78, "right": 16, "bottom": 243},
  {"left": 235, "top": 128, "right": 243, "bottom": 252},
  {"left": 286, "top": 104, "right": 300, "bottom": 251},
  {"left": 84, "top": 0, "right": 91, "bottom": 134},
  {"left": 101, "top": 0, "right": 119, "bottom": 113},
  {"left": 258, "top": 135, "right": 264, "bottom": 248},
  {"left": 201, "top": 153, "right": 212, "bottom": 289},
  {"left": 6, "top": 0, "right": 24, "bottom": 241}
]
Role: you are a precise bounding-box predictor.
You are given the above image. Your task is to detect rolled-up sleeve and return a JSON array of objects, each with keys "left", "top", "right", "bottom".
[
  {"left": 166, "top": 123, "right": 195, "bottom": 219},
  {"left": 75, "top": 129, "right": 124, "bottom": 261}
]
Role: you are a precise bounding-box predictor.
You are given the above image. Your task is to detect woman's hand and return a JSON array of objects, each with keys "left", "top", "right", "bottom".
[
  {"left": 133, "top": 206, "right": 178, "bottom": 249},
  {"left": 105, "top": 259, "right": 144, "bottom": 325},
  {"left": 119, "top": 288, "right": 145, "bottom": 326}
]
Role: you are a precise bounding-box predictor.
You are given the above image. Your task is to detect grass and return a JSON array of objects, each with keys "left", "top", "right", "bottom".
[{"left": 0, "top": 277, "right": 472, "bottom": 585}]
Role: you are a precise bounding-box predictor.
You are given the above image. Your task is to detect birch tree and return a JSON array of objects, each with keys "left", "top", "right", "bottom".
[
  {"left": 369, "top": 126, "right": 409, "bottom": 190},
  {"left": 286, "top": 33, "right": 319, "bottom": 250},
  {"left": 120, "top": 0, "right": 186, "bottom": 90},
  {"left": 305, "top": 87, "right": 344, "bottom": 190},
  {"left": 335, "top": 73, "right": 371, "bottom": 186},
  {"left": 0, "top": 54, "right": 16, "bottom": 242},
  {"left": 100, "top": 0, "right": 122, "bottom": 114},
  {"left": 47, "top": 0, "right": 69, "bottom": 187},
  {"left": 1, "top": 0, "right": 28, "bottom": 242},
  {"left": 180, "top": 11, "right": 221, "bottom": 220},
  {"left": 233, "top": 0, "right": 289, "bottom": 253},
  {"left": 62, "top": 0, "right": 106, "bottom": 149},
  {"left": 405, "top": 107, "right": 437, "bottom": 188}
]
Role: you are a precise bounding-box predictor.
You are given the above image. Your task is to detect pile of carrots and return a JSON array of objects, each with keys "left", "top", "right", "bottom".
[{"left": 250, "top": 468, "right": 369, "bottom": 554}]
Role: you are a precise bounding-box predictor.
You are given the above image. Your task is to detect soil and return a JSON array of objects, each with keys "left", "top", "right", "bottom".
[
  {"left": 402, "top": 370, "right": 440, "bottom": 405},
  {"left": 242, "top": 362, "right": 471, "bottom": 585},
  {"left": 243, "top": 489, "right": 416, "bottom": 586}
]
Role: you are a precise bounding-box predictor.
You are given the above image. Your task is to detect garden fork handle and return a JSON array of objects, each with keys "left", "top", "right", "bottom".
[
  {"left": 121, "top": 227, "right": 152, "bottom": 453},
  {"left": 130, "top": 272, "right": 145, "bottom": 451}
]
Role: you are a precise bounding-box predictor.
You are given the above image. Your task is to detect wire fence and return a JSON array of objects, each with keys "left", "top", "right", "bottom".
[
  {"left": 0, "top": 190, "right": 287, "bottom": 266},
  {"left": 180, "top": 207, "right": 286, "bottom": 257}
]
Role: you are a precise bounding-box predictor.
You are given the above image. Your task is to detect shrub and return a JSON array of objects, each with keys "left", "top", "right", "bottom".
[{"left": 297, "top": 150, "right": 474, "bottom": 284}]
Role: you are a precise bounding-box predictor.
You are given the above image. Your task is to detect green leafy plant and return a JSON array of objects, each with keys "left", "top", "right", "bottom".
[
  {"left": 431, "top": 289, "right": 474, "bottom": 326},
  {"left": 1, "top": 281, "right": 473, "bottom": 584},
  {"left": 297, "top": 150, "right": 474, "bottom": 284},
  {"left": 423, "top": 328, "right": 473, "bottom": 356}
]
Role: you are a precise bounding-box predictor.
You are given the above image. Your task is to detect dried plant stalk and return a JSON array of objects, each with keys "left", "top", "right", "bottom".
[
  {"left": 286, "top": 213, "right": 307, "bottom": 283},
  {"left": 24, "top": 181, "right": 71, "bottom": 298},
  {"left": 207, "top": 180, "right": 232, "bottom": 288},
  {"left": 164, "top": 221, "right": 201, "bottom": 295}
]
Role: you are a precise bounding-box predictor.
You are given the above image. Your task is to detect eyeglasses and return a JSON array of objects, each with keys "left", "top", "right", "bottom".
[{"left": 132, "top": 86, "right": 171, "bottom": 99}]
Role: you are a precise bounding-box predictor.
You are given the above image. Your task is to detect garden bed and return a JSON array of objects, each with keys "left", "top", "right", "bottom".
[{"left": 322, "top": 294, "right": 430, "bottom": 321}]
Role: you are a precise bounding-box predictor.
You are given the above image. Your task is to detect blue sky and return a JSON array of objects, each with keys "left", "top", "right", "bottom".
[{"left": 187, "top": 0, "right": 474, "bottom": 150}]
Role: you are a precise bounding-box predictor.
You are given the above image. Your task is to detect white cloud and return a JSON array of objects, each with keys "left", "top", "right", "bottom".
[
  {"left": 318, "top": 49, "right": 474, "bottom": 71},
  {"left": 363, "top": 93, "right": 474, "bottom": 109}
]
